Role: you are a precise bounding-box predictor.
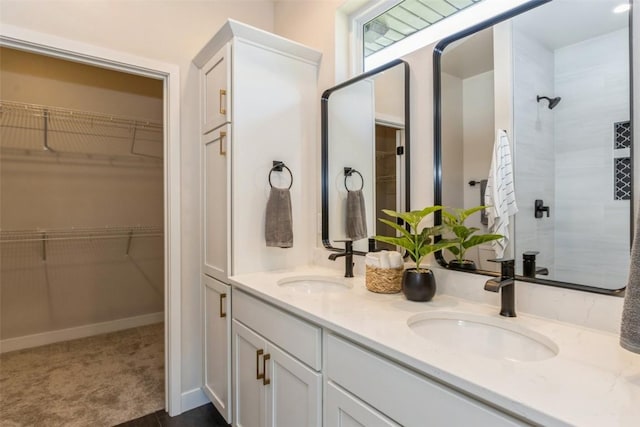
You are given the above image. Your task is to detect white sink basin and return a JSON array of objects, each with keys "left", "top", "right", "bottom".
[
  {"left": 407, "top": 312, "right": 558, "bottom": 362},
  {"left": 277, "top": 275, "right": 353, "bottom": 294}
]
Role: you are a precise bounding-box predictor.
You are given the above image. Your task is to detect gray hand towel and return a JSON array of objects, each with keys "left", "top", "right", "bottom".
[
  {"left": 621, "top": 209, "right": 640, "bottom": 353},
  {"left": 265, "top": 187, "right": 293, "bottom": 248},
  {"left": 346, "top": 189, "right": 367, "bottom": 241}
]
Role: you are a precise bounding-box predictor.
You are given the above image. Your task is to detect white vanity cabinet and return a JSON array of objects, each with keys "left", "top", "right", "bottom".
[
  {"left": 202, "top": 275, "right": 231, "bottom": 421},
  {"left": 195, "top": 19, "right": 321, "bottom": 282},
  {"left": 232, "top": 290, "right": 322, "bottom": 427},
  {"left": 195, "top": 19, "right": 320, "bottom": 423},
  {"left": 325, "top": 334, "right": 528, "bottom": 427}
]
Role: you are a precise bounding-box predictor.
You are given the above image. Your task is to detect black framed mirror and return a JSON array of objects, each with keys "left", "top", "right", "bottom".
[
  {"left": 322, "top": 59, "right": 410, "bottom": 253},
  {"left": 433, "top": 0, "right": 631, "bottom": 295}
]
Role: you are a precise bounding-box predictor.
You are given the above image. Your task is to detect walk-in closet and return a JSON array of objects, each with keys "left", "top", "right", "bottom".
[{"left": 0, "top": 47, "right": 165, "bottom": 426}]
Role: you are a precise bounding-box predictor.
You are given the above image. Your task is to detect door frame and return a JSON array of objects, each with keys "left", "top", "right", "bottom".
[{"left": 0, "top": 24, "right": 183, "bottom": 415}]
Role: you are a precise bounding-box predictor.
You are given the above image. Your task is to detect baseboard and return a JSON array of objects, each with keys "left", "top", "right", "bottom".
[
  {"left": 0, "top": 312, "right": 164, "bottom": 354},
  {"left": 181, "top": 388, "right": 209, "bottom": 413}
]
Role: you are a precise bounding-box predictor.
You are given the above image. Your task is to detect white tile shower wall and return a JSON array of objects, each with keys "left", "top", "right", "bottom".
[
  {"left": 554, "top": 29, "right": 630, "bottom": 289},
  {"left": 512, "top": 27, "right": 556, "bottom": 277}
]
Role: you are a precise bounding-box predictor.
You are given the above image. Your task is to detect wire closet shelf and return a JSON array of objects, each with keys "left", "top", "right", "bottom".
[
  {"left": 0, "top": 100, "right": 163, "bottom": 166},
  {"left": 0, "top": 226, "right": 164, "bottom": 259}
]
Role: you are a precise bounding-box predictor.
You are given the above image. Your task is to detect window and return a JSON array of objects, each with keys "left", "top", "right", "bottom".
[
  {"left": 352, "top": 0, "right": 535, "bottom": 72},
  {"left": 364, "top": 0, "right": 484, "bottom": 57}
]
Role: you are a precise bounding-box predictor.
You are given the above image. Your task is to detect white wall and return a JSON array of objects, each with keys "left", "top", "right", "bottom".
[
  {"left": 462, "top": 71, "right": 494, "bottom": 225},
  {"left": 374, "top": 63, "right": 405, "bottom": 123},
  {"left": 327, "top": 79, "right": 375, "bottom": 253},
  {"left": 440, "top": 72, "right": 464, "bottom": 211},
  {"left": 0, "top": 0, "right": 275, "bottom": 404}
]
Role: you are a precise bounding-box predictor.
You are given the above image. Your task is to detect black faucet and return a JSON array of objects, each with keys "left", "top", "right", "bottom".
[
  {"left": 522, "top": 251, "right": 549, "bottom": 278},
  {"left": 484, "top": 259, "right": 516, "bottom": 317},
  {"left": 329, "top": 240, "right": 365, "bottom": 278}
]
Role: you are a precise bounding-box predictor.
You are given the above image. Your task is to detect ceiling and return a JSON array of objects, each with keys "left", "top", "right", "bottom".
[
  {"left": 441, "top": 27, "right": 493, "bottom": 79},
  {"left": 440, "top": 0, "right": 629, "bottom": 79},
  {"left": 513, "top": 0, "right": 629, "bottom": 50}
]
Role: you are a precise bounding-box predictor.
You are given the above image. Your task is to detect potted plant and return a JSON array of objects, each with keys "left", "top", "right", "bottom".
[
  {"left": 441, "top": 206, "right": 503, "bottom": 271},
  {"left": 374, "top": 206, "right": 456, "bottom": 301}
]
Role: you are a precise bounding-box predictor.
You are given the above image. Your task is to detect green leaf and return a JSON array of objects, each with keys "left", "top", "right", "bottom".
[
  {"left": 462, "top": 234, "right": 503, "bottom": 249},
  {"left": 441, "top": 210, "right": 457, "bottom": 225},
  {"left": 373, "top": 235, "right": 416, "bottom": 259},
  {"left": 421, "top": 225, "right": 445, "bottom": 237},
  {"left": 451, "top": 225, "right": 471, "bottom": 240},
  {"left": 418, "top": 227, "right": 433, "bottom": 244},
  {"left": 459, "top": 205, "right": 487, "bottom": 222},
  {"left": 445, "top": 245, "right": 460, "bottom": 256},
  {"left": 381, "top": 206, "right": 444, "bottom": 230},
  {"left": 418, "top": 241, "right": 457, "bottom": 257},
  {"left": 378, "top": 218, "right": 412, "bottom": 240},
  {"left": 416, "top": 205, "right": 445, "bottom": 218},
  {"left": 465, "top": 227, "right": 480, "bottom": 236}
]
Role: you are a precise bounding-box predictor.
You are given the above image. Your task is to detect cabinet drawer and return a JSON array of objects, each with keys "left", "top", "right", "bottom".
[
  {"left": 327, "top": 334, "right": 527, "bottom": 427},
  {"left": 325, "top": 381, "right": 400, "bottom": 427},
  {"left": 233, "top": 290, "right": 321, "bottom": 370}
]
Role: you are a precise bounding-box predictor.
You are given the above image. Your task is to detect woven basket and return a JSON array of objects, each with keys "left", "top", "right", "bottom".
[{"left": 365, "top": 265, "right": 403, "bottom": 294}]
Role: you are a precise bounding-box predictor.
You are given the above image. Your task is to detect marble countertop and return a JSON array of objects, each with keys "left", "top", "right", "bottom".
[{"left": 229, "top": 266, "right": 640, "bottom": 427}]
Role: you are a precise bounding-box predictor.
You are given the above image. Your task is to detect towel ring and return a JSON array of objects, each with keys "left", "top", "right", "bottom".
[
  {"left": 269, "top": 161, "right": 293, "bottom": 190},
  {"left": 344, "top": 167, "right": 364, "bottom": 192}
]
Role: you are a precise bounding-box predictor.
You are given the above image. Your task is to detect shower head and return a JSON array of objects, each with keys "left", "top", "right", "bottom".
[{"left": 537, "top": 95, "right": 561, "bottom": 110}]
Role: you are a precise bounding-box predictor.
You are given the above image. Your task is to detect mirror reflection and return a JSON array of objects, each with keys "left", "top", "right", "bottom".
[
  {"left": 437, "top": 0, "right": 631, "bottom": 292},
  {"left": 322, "top": 60, "right": 409, "bottom": 253}
]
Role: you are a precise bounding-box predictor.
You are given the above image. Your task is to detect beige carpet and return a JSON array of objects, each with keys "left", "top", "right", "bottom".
[{"left": 0, "top": 323, "right": 164, "bottom": 427}]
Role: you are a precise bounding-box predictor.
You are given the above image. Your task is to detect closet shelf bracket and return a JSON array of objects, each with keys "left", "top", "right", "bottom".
[
  {"left": 126, "top": 230, "right": 134, "bottom": 256},
  {"left": 42, "top": 232, "right": 47, "bottom": 261}
]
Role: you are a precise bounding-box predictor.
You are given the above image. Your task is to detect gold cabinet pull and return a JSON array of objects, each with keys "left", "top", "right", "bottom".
[
  {"left": 219, "top": 89, "right": 227, "bottom": 115},
  {"left": 219, "top": 131, "right": 227, "bottom": 156},
  {"left": 256, "top": 349, "right": 264, "bottom": 380},
  {"left": 219, "top": 293, "right": 226, "bottom": 318},
  {"left": 262, "top": 353, "right": 271, "bottom": 386}
]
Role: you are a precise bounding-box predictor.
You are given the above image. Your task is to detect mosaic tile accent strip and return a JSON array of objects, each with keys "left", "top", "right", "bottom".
[
  {"left": 615, "top": 121, "right": 631, "bottom": 149},
  {"left": 615, "top": 157, "right": 631, "bottom": 200}
]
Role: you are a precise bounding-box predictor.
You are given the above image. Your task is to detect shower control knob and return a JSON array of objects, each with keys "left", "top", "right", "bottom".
[{"left": 534, "top": 199, "right": 550, "bottom": 218}]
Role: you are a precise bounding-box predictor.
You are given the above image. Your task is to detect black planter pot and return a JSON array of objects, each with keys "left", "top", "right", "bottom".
[
  {"left": 448, "top": 259, "right": 477, "bottom": 271},
  {"left": 402, "top": 269, "right": 436, "bottom": 302}
]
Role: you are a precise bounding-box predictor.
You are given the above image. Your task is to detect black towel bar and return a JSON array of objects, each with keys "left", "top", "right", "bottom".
[
  {"left": 269, "top": 160, "right": 293, "bottom": 189},
  {"left": 344, "top": 167, "right": 364, "bottom": 192}
]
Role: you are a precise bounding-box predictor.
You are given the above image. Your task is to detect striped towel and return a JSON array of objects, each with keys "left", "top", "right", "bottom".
[{"left": 484, "top": 129, "right": 518, "bottom": 258}]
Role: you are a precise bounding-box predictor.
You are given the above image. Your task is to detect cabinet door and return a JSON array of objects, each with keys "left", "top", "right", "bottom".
[
  {"left": 202, "top": 125, "right": 230, "bottom": 281},
  {"left": 266, "top": 343, "right": 321, "bottom": 427},
  {"left": 325, "top": 381, "right": 400, "bottom": 427},
  {"left": 202, "top": 276, "right": 231, "bottom": 423},
  {"left": 327, "top": 334, "right": 525, "bottom": 427},
  {"left": 202, "top": 42, "right": 230, "bottom": 134},
  {"left": 233, "top": 320, "right": 267, "bottom": 427}
]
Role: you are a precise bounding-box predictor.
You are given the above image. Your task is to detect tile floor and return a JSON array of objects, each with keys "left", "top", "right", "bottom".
[{"left": 115, "top": 404, "right": 229, "bottom": 427}]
